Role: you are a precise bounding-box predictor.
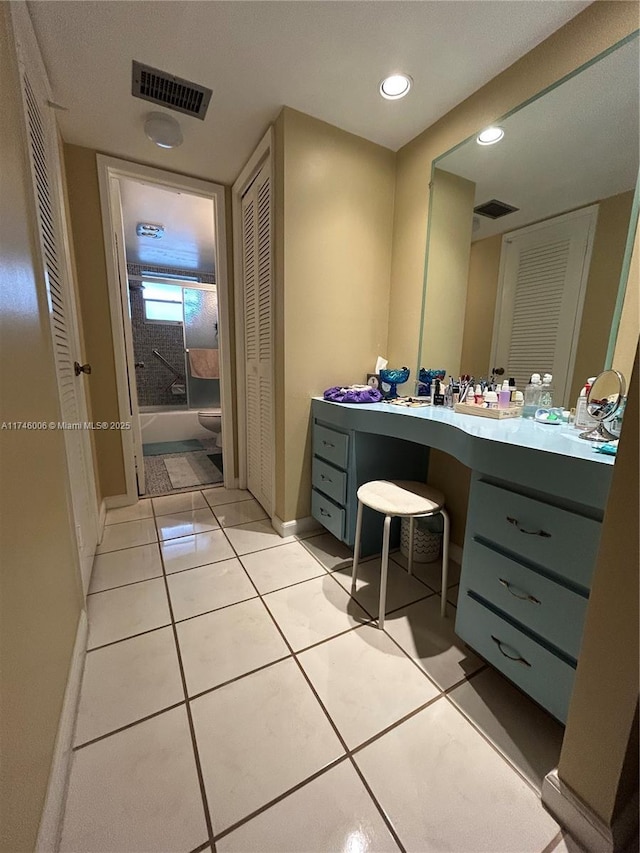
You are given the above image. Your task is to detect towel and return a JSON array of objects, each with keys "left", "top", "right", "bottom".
[{"left": 188, "top": 348, "right": 219, "bottom": 379}]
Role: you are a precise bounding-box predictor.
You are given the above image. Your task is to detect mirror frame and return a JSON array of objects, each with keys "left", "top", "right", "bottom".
[{"left": 417, "top": 30, "right": 640, "bottom": 380}]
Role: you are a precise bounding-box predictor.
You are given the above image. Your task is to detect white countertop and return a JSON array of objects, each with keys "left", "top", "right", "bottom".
[{"left": 312, "top": 398, "right": 615, "bottom": 466}]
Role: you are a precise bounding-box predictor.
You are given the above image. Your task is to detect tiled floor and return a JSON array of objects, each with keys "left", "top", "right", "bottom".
[{"left": 63, "top": 487, "right": 574, "bottom": 853}]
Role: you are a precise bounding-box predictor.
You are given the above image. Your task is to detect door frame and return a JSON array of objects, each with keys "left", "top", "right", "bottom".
[
  {"left": 231, "top": 127, "right": 274, "bottom": 493},
  {"left": 97, "top": 155, "right": 236, "bottom": 503}
]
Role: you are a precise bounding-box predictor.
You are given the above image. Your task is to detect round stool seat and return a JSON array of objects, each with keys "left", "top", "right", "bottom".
[{"left": 356, "top": 480, "right": 445, "bottom": 517}]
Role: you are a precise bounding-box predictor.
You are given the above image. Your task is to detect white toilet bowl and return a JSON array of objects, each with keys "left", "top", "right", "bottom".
[{"left": 198, "top": 409, "right": 223, "bottom": 448}]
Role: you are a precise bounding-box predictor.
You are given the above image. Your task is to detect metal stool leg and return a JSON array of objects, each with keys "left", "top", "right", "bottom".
[
  {"left": 351, "top": 499, "right": 364, "bottom": 593},
  {"left": 379, "top": 515, "right": 392, "bottom": 629},
  {"left": 407, "top": 515, "right": 415, "bottom": 576},
  {"left": 440, "top": 508, "right": 450, "bottom": 618}
]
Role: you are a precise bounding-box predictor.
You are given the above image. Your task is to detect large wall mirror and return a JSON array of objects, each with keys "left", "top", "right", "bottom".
[{"left": 418, "top": 33, "right": 639, "bottom": 407}]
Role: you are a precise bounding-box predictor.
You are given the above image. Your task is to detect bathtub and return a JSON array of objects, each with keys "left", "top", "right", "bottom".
[{"left": 139, "top": 407, "right": 214, "bottom": 443}]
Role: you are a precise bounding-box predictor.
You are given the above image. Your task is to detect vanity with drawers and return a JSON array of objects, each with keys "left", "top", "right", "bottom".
[{"left": 311, "top": 397, "right": 614, "bottom": 723}]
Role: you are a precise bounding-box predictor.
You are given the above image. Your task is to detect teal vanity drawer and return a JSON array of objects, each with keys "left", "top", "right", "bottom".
[
  {"left": 471, "top": 480, "right": 600, "bottom": 590},
  {"left": 464, "top": 540, "right": 587, "bottom": 660},
  {"left": 312, "top": 489, "right": 345, "bottom": 540},
  {"left": 456, "top": 592, "right": 575, "bottom": 723},
  {"left": 312, "top": 457, "right": 347, "bottom": 506},
  {"left": 314, "top": 424, "right": 350, "bottom": 470}
]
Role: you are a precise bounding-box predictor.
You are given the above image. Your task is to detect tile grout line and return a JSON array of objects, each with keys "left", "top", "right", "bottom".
[{"left": 72, "top": 700, "right": 187, "bottom": 752}]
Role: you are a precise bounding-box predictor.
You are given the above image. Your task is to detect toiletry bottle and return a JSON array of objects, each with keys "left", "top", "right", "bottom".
[
  {"left": 498, "top": 381, "right": 511, "bottom": 410},
  {"left": 474, "top": 384, "right": 483, "bottom": 405},
  {"left": 513, "top": 391, "right": 524, "bottom": 409},
  {"left": 484, "top": 390, "right": 498, "bottom": 409},
  {"left": 433, "top": 379, "right": 444, "bottom": 406},
  {"left": 575, "top": 377, "right": 597, "bottom": 429},
  {"left": 539, "top": 373, "right": 554, "bottom": 408},
  {"left": 523, "top": 374, "right": 542, "bottom": 419},
  {"left": 508, "top": 377, "right": 517, "bottom": 402}
]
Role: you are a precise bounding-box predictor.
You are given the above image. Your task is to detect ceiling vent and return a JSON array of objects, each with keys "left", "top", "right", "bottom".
[
  {"left": 474, "top": 199, "right": 519, "bottom": 220},
  {"left": 132, "top": 61, "right": 212, "bottom": 120}
]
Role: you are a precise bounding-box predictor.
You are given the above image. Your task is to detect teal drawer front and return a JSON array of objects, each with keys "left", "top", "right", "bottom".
[
  {"left": 471, "top": 480, "right": 601, "bottom": 590},
  {"left": 314, "top": 424, "right": 350, "bottom": 470},
  {"left": 312, "top": 489, "right": 345, "bottom": 540},
  {"left": 312, "top": 457, "right": 347, "bottom": 506},
  {"left": 463, "top": 540, "right": 587, "bottom": 660},
  {"left": 455, "top": 592, "right": 575, "bottom": 723}
]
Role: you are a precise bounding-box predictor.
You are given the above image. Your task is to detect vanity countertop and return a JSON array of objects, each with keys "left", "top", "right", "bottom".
[{"left": 312, "top": 397, "right": 614, "bottom": 467}]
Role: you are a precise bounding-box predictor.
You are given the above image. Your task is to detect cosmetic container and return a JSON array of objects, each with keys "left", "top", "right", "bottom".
[{"left": 498, "top": 381, "right": 511, "bottom": 409}]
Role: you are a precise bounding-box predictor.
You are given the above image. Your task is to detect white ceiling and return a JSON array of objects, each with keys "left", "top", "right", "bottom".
[
  {"left": 120, "top": 179, "right": 215, "bottom": 272},
  {"left": 28, "top": 1, "right": 592, "bottom": 185},
  {"left": 437, "top": 36, "right": 640, "bottom": 241}
]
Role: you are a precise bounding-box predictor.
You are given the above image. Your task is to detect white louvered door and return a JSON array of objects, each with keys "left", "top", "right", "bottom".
[
  {"left": 241, "top": 164, "right": 273, "bottom": 516},
  {"left": 13, "top": 11, "right": 98, "bottom": 593},
  {"left": 491, "top": 206, "right": 598, "bottom": 406}
]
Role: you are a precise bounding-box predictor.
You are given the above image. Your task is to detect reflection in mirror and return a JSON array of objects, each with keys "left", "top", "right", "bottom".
[
  {"left": 419, "top": 35, "right": 639, "bottom": 408},
  {"left": 579, "top": 369, "right": 626, "bottom": 441}
]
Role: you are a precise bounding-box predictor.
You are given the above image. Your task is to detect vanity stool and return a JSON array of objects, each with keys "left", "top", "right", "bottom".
[{"left": 351, "top": 480, "right": 450, "bottom": 628}]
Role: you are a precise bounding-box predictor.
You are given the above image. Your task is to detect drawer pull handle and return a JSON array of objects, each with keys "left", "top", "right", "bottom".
[
  {"left": 498, "top": 578, "right": 541, "bottom": 605},
  {"left": 320, "top": 474, "right": 333, "bottom": 483},
  {"left": 491, "top": 635, "right": 531, "bottom": 667},
  {"left": 506, "top": 516, "right": 551, "bottom": 538},
  {"left": 320, "top": 508, "right": 332, "bottom": 518},
  {"left": 322, "top": 440, "right": 336, "bottom": 449}
]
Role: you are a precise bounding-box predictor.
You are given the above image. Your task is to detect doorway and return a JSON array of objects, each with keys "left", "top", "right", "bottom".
[{"left": 98, "top": 157, "right": 235, "bottom": 502}]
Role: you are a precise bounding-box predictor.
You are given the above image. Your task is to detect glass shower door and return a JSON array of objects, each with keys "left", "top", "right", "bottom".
[{"left": 183, "top": 287, "right": 220, "bottom": 410}]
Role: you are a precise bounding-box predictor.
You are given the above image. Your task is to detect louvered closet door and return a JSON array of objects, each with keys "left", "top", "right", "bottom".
[
  {"left": 492, "top": 207, "right": 598, "bottom": 405},
  {"left": 15, "top": 23, "right": 98, "bottom": 594},
  {"left": 241, "top": 164, "right": 273, "bottom": 516}
]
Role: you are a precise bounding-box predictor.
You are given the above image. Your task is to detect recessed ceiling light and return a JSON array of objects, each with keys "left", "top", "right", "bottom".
[
  {"left": 379, "top": 74, "right": 412, "bottom": 100},
  {"left": 144, "top": 111, "right": 183, "bottom": 149},
  {"left": 477, "top": 126, "right": 505, "bottom": 146},
  {"left": 136, "top": 222, "right": 165, "bottom": 239}
]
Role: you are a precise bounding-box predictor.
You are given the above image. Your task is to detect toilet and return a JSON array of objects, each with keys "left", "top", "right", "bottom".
[{"left": 198, "top": 408, "right": 223, "bottom": 448}]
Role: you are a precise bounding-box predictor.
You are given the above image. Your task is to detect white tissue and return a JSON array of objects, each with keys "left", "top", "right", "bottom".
[{"left": 375, "top": 356, "right": 388, "bottom": 373}]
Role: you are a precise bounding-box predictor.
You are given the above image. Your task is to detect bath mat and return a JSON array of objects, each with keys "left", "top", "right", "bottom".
[
  {"left": 143, "top": 439, "right": 205, "bottom": 457},
  {"left": 164, "top": 452, "right": 223, "bottom": 489},
  {"left": 207, "top": 452, "right": 224, "bottom": 474}
]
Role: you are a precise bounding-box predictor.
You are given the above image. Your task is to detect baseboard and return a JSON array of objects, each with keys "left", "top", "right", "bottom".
[
  {"left": 98, "top": 500, "right": 107, "bottom": 545},
  {"left": 104, "top": 494, "right": 134, "bottom": 510},
  {"left": 541, "top": 769, "right": 637, "bottom": 853},
  {"left": 450, "top": 542, "right": 463, "bottom": 564},
  {"left": 35, "top": 609, "right": 87, "bottom": 852},
  {"left": 272, "top": 515, "right": 322, "bottom": 538}
]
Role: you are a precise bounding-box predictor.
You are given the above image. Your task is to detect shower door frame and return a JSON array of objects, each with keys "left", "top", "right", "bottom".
[{"left": 97, "top": 155, "right": 236, "bottom": 503}]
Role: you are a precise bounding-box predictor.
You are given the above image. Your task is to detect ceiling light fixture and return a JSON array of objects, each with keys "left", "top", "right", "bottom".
[
  {"left": 144, "top": 111, "right": 183, "bottom": 149},
  {"left": 379, "top": 74, "right": 412, "bottom": 100},
  {"left": 476, "top": 126, "right": 505, "bottom": 146},
  {"left": 136, "top": 222, "right": 165, "bottom": 239}
]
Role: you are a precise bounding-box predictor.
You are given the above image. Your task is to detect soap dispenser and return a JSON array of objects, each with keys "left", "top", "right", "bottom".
[
  {"left": 523, "top": 374, "right": 542, "bottom": 419},
  {"left": 539, "top": 373, "right": 554, "bottom": 408}
]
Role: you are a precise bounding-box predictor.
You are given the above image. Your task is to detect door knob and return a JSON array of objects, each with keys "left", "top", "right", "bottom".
[{"left": 74, "top": 361, "right": 92, "bottom": 376}]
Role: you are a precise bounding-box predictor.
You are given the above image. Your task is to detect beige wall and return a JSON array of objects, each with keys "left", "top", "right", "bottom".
[
  {"left": 558, "top": 346, "right": 638, "bottom": 827},
  {"left": 275, "top": 108, "right": 396, "bottom": 521},
  {"left": 0, "top": 6, "right": 84, "bottom": 850},
  {"left": 612, "top": 215, "right": 639, "bottom": 385},
  {"left": 420, "top": 169, "right": 475, "bottom": 377},
  {"left": 388, "top": 1, "right": 640, "bottom": 547},
  {"left": 460, "top": 233, "right": 503, "bottom": 378},
  {"left": 64, "top": 143, "right": 126, "bottom": 500}
]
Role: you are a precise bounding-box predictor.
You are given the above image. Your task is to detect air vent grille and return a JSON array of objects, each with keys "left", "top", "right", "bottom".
[
  {"left": 474, "top": 199, "right": 519, "bottom": 219},
  {"left": 132, "top": 61, "right": 212, "bottom": 120}
]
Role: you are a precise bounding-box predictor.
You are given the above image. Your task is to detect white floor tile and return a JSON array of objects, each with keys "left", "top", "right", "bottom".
[
  {"left": 263, "top": 574, "right": 370, "bottom": 651},
  {"left": 87, "top": 578, "right": 171, "bottom": 649},
  {"left": 96, "top": 517, "right": 158, "bottom": 554},
  {"left": 300, "top": 624, "right": 439, "bottom": 748},
  {"left": 156, "top": 506, "right": 220, "bottom": 540},
  {"left": 74, "top": 627, "right": 183, "bottom": 745},
  {"left": 224, "top": 519, "right": 296, "bottom": 555},
  {"left": 298, "top": 532, "right": 354, "bottom": 571},
  {"left": 152, "top": 490, "right": 208, "bottom": 517},
  {"left": 383, "top": 596, "right": 483, "bottom": 691},
  {"left": 202, "top": 486, "right": 252, "bottom": 507},
  {"left": 161, "top": 528, "right": 235, "bottom": 574},
  {"left": 355, "top": 700, "right": 560, "bottom": 853},
  {"left": 177, "top": 598, "right": 289, "bottom": 696},
  {"left": 217, "top": 760, "right": 400, "bottom": 853},
  {"left": 392, "top": 553, "right": 462, "bottom": 591},
  {"left": 240, "top": 540, "right": 328, "bottom": 594},
  {"left": 89, "top": 543, "right": 163, "bottom": 593},
  {"left": 60, "top": 707, "right": 207, "bottom": 853},
  {"left": 191, "top": 659, "right": 344, "bottom": 834},
  {"left": 448, "top": 667, "right": 564, "bottom": 790},
  {"left": 213, "top": 498, "right": 268, "bottom": 528},
  {"left": 333, "top": 557, "right": 432, "bottom": 618},
  {"left": 105, "top": 500, "right": 153, "bottom": 525},
  {"left": 167, "top": 557, "right": 257, "bottom": 621}
]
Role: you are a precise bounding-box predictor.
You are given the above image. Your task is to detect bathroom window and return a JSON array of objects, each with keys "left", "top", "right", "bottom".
[{"left": 142, "top": 282, "right": 184, "bottom": 324}]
